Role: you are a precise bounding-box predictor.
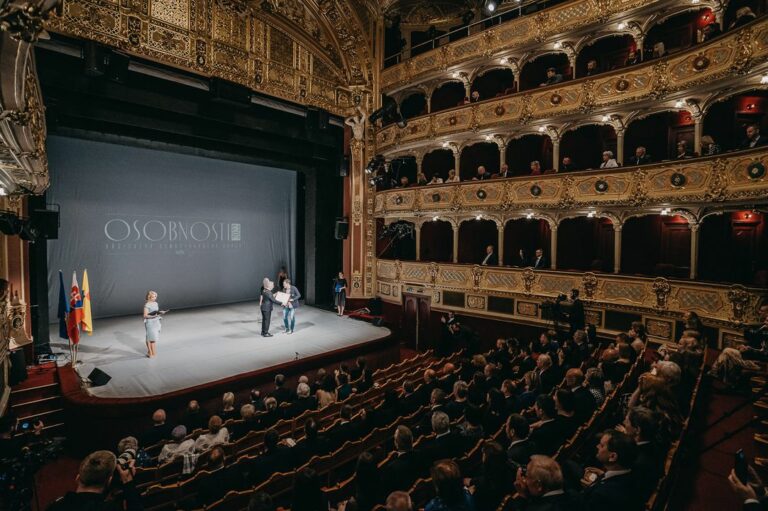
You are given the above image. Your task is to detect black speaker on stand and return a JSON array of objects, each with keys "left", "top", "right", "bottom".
[
  {"left": 87, "top": 368, "right": 112, "bottom": 387},
  {"left": 334, "top": 218, "right": 349, "bottom": 240}
]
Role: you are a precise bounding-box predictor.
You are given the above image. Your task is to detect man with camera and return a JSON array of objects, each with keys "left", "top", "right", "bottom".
[{"left": 47, "top": 450, "right": 143, "bottom": 511}]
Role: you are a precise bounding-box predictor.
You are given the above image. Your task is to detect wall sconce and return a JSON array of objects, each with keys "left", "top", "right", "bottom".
[
  {"left": 674, "top": 100, "right": 685, "bottom": 109},
  {"left": 433, "top": 216, "right": 440, "bottom": 221},
  {"left": 553, "top": 42, "right": 563, "bottom": 50},
  {"left": 526, "top": 212, "right": 534, "bottom": 219},
  {"left": 661, "top": 208, "right": 671, "bottom": 216},
  {"left": 476, "top": 214, "right": 483, "bottom": 220},
  {"left": 761, "top": 75, "right": 768, "bottom": 84},
  {"left": 587, "top": 211, "right": 596, "bottom": 218},
  {"left": 617, "top": 22, "right": 627, "bottom": 30},
  {"left": 601, "top": 115, "right": 611, "bottom": 122},
  {"left": 537, "top": 126, "right": 546, "bottom": 133}
]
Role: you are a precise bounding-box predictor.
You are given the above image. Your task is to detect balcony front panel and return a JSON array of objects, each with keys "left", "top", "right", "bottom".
[
  {"left": 375, "top": 18, "right": 768, "bottom": 154},
  {"left": 375, "top": 260, "right": 767, "bottom": 327},
  {"left": 373, "top": 148, "right": 768, "bottom": 216}
]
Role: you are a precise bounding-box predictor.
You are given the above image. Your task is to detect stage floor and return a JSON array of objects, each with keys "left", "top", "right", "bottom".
[{"left": 48, "top": 303, "right": 390, "bottom": 399}]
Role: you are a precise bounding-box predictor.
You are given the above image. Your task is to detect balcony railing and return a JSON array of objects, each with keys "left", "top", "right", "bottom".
[
  {"left": 375, "top": 260, "right": 767, "bottom": 327},
  {"left": 373, "top": 147, "right": 768, "bottom": 217},
  {"left": 375, "top": 17, "right": 768, "bottom": 154},
  {"left": 381, "top": 0, "right": 668, "bottom": 90}
]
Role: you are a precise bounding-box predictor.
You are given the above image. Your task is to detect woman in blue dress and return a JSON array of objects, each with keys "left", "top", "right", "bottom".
[
  {"left": 334, "top": 271, "right": 347, "bottom": 316},
  {"left": 144, "top": 290, "right": 165, "bottom": 358}
]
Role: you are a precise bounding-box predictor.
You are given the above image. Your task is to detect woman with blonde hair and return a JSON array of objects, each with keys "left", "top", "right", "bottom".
[
  {"left": 445, "top": 169, "right": 460, "bottom": 183},
  {"left": 143, "top": 290, "right": 167, "bottom": 358}
]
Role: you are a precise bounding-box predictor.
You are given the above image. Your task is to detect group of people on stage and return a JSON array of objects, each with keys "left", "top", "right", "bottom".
[
  {"left": 259, "top": 275, "right": 301, "bottom": 337},
  {"left": 142, "top": 268, "right": 352, "bottom": 357}
]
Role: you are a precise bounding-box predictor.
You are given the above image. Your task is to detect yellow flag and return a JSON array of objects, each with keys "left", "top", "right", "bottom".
[{"left": 82, "top": 269, "right": 93, "bottom": 335}]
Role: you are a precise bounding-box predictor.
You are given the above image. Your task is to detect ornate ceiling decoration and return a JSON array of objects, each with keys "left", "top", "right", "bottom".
[{"left": 383, "top": 0, "right": 481, "bottom": 26}]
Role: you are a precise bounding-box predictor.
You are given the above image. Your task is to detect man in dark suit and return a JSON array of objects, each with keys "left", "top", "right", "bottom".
[
  {"left": 493, "top": 163, "right": 512, "bottom": 178},
  {"left": 418, "top": 368, "right": 439, "bottom": 405},
  {"left": 566, "top": 288, "right": 585, "bottom": 335},
  {"left": 195, "top": 446, "right": 244, "bottom": 506},
  {"left": 528, "top": 395, "right": 568, "bottom": 457},
  {"left": 741, "top": 123, "right": 768, "bottom": 149},
  {"left": 533, "top": 248, "right": 548, "bottom": 269},
  {"left": 382, "top": 425, "right": 423, "bottom": 493},
  {"left": 260, "top": 278, "right": 280, "bottom": 337},
  {"left": 622, "top": 406, "right": 665, "bottom": 499},
  {"left": 328, "top": 404, "right": 359, "bottom": 450},
  {"left": 513, "top": 454, "right": 579, "bottom": 510},
  {"left": 472, "top": 165, "right": 492, "bottom": 180},
  {"left": 581, "top": 430, "right": 641, "bottom": 511},
  {"left": 565, "top": 368, "right": 597, "bottom": 423},
  {"left": 293, "top": 417, "right": 330, "bottom": 465},
  {"left": 506, "top": 413, "right": 538, "bottom": 470},
  {"left": 629, "top": 146, "right": 653, "bottom": 166},
  {"left": 140, "top": 409, "right": 174, "bottom": 447},
  {"left": 481, "top": 244, "right": 498, "bottom": 266},
  {"left": 417, "top": 388, "right": 447, "bottom": 436},
  {"left": 423, "top": 411, "right": 466, "bottom": 463},
  {"left": 560, "top": 156, "right": 576, "bottom": 172},
  {"left": 242, "top": 428, "right": 294, "bottom": 486},
  {"left": 270, "top": 373, "right": 296, "bottom": 405},
  {"left": 400, "top": 380, "right": 421, "bottom": 415}
]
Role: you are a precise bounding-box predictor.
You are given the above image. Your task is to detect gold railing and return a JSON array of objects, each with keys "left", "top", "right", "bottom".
[
  {"left": 373, "top": 147, "right": 768, "bottom": 217},
  {"left": 375, "top": 18, "right": 768, "bottom": 154},
  {"left": 375, "top": 260, "right": 767, "bottom": 329},
  {"left": 381, "top": 0, "right": 666, "bottom": 90}
]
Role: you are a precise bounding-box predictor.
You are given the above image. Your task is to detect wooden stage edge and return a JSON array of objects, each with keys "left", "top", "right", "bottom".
[{"left": 57, "top": 330, "right": 400, "bottom": 452}]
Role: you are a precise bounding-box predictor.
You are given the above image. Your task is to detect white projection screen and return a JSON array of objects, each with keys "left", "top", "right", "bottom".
[{"left": 46, "top": 136, "right": 296, "bottom": 319}]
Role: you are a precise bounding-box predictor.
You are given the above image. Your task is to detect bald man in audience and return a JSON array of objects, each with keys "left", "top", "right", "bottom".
[{"left": 141, "top": 409, "right": 173, "bottom": 446}]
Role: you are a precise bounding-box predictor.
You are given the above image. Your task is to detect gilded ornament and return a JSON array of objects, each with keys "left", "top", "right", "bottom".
[
  {"left": 670, "top": 173, "right": 687, "bottom": 187},
  {"left": 728, "top": 285, "right": 751, "bottom": 322},
  {"left": 495, "top": 105, "right": 505, "bottom": 116},
  {"left": 471, "top": 266, "right": 483, "bottom": 290},
  {"left": 582, "top": 273, "right": 598, "bottom": 299},
  {"left": 476, "top": 189, "right": 487, "bottom": 200},
  {"left": 530, "top": 184, "right": 542, "bottom": 197},
  {"left": 652, "top": 277, "right": 671, "bottom": 309},
  {"left": 614, "top": 78, "right": 630, "bottom": 92},
  {"left": 594, "top": 179, "right": 609, "bottom": 193},
  {"left": 747, "top": 161, "right": 766, "bottom": 179},
  {"left": 522, "top": 268, "right": 535, "bottom": 295},
  {"left": 692, "top": 54, "right": 710, "bottom": 72},
  {"left": 550, "top": 93, "right": 562, "bottom": 106}
]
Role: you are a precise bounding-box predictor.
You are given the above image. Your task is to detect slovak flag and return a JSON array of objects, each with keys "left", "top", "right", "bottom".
[{"left": 67, "top": 271, "right": 84, "bottom": 345}]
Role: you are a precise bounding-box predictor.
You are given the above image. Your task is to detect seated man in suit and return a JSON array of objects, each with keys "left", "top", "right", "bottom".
[
  {"left": 196, "top": 446, "right": 244, "bottom": 507},
  {"left": 493, "top": 163, "right": 512, "bottom": 178},
  {"left": 328, "top": 404, "right": 360, "bottom": 450},
  {"left": 417, "top": 388, "right": 447, "bottom": 436},
  {"left": 554, "top": 389, "right": 579, "bottom": 440},
  {"left": 620, "top": 406, "right": 665, "bottom": 499},
  {"left": 270, "top": 374, "right": 296, "bottom": 404},
  {"left": 630, "top": 146, "right": 653, "bottom": 166},
  {"left": 381, "top": 426, "right": 423, "bottom": 493},
  {"left": 528, "top": 395, "right": 568, "bottom": 457},
  {"left": 242, "top": 428, "right": 294, "bottom": 486},
  {"left": 293, "top": 417, "right": 330, "bottom": 465},
  {"left": 581, "top": 430, "right": 640, "bottom": 511},
  {"left": 480, "top": 244, "right": 498, "bottom": 266},
  {"left": 513, "top": 454, "right": 580, "bottom": 509},
  {"left": 230, "top": 404, "right": 261, "bottom": 441},
  {"left": 534, "top": 354, "right": 559, "bottom": 396},
  {"left": 539, "top": 67, "right": 563, "bottom": 87},
  {"left": 533, "top": 248, "right": 548, "bottom": 269},
  {"left": 565, "top": 368, "right": 597, "bottom": 423},
  {"left": 140, "top": 409, "right": 174, "bottom": 447},
  {"left": 506, "top": 413, "right": 538, "bottom": 470},
  {"left": 424, "top": 411, "right": 466, "bottom": 463},
  {"left": 740, "top": 123, "right": 768, "bottom": 149}
]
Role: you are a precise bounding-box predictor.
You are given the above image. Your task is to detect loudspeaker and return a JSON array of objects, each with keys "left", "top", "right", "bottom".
[
  {"left": 88, "top": 368, "right": 112, "bottom": 387},
  {"left": 106, "top": 52, "right": 130, "bottom": 84},
  {"left": 210, "top": 78, "right": 252, "bottom": 106},
  {"left": 307, "top": 107, "right": 330, "bottom": 130},
  {"left": 31, "top": 209, "right": 59, "bottom": 239},
  {"left": 0, "top": 213, "right": 21, "bottom": 235},
  {"left": 334, "top": 218, "right": 349, "bottom": 240},
  {"left": 340, "top": 156, "right": 350, "bottom": 177}
]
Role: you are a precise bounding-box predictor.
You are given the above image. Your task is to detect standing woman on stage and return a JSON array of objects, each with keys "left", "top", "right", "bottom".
[
  {"left": 260, "top": 278, "right": 280, "bottom": 337},
  {"left": 282, "top": 279, "right": 302, "bottom": 334},
  {"left": 334, "top": 272, "right": 348, "bottom": 317},
  {"left": 143, "top": 290, "right": 163, "bottom": 358}
]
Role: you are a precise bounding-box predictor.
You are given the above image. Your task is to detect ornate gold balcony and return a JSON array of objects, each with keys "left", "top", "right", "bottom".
[
  {"left": 375, "top": 17, "right": 768, "bottom": 155},
  {"left": 373, "top": 147, "right": 768, "bottom": 217},
  {"left": 375, "top": 259, "right": 766, "bottom": 337}
]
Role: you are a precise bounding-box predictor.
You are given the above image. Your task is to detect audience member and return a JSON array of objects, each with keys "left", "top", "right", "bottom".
[
  {"left": 247, "top": 492, "right": 275, "bottom": 511},
  {"left": 472, "top": 165, "right": 491, "bottom": 180},
  {"left": 565, "top": 368, "right": 597, "bottom": 422},
  {"left": 446, "top": 169, "right": 460, "bottom": 182},
  {"left": 530, "top": 160, "right": 542, "bottom": 175},
  {"left": 630, "top": 146, "right": 652, "bottom": 165},
  {"left": 425, "top": 411, "right": 465, "bottom": 462},
  {"left": 220, "top": 391, "right": 237, "bottom": 421},
  {"left": 560, "top": 156, "right": 576, "bottom": 171},
  {"left": 625, "top": 49, "right": 640, "bottom": 66},
  {"left": 470, "top": 90, "right": 481, "bottom": 103},
  {"left": 382, "top": 426, "right": 422, "bottom": 493},
  {"left": 729, "top": 6, "right": 757, "bottom": 29},
  {"left": 386, "top": 491, "right": 414, "bottom": 511},
  {"left": 600, "top": 150, "right": 619, "bottom": 168},
  {"left": 258, "top": 397, "right": 281, "bottom": 430},
  {"left": 513, "top": 455, "right": 577, "bottom": 509},
  {"left": 675, "top": 140, "right": 692, "bottom": 159},
  {"left": 494, "top": 163, "right": 511, "bottom": 178},
  {"left": 140, "top": 409, "right": 173, "bottom": 447},
  {"left": 347, "top": 451, "right": 383, "bottom": 511},
  {"left": 480, "top": 244, "right": 498, "bottom": 266},
  {"left": 740, "top": 123, "right": 768, "bottom": 149},
  {"left": 429, "top": 173, "right": 444, "bottom": 185},
  {"left": 529, "top": 395, "right": 568, "bottom": 456},
  {"left": 457, "top": 404, "right": 485, "bottom": 443},
  {"left": 194, "top": 415, "right": 229, "bottom": 453},
  {"left": 244, "top": 428, "right": 293, "bottom": 484},
  {"left": 618, "top": 406, "right": 665, "bottom": 498},
  {"left": 469, "top": 441, "right": 512, "bottom": 510},
  {"left": 416, "top": 172, "right": 428, "bottom": 186},
  {"left": 317, "top": 374, "right": 338, "bottom": 408},
  {"left": 290, "top": 468, "right": 328, "bottom": 511},
  {"left": 651, "top": 42, "right": 667, "bottom": 59},
  {"left": 196, "top": 445, "right": 242, "bottom": 506},
  {"left": 397, "top": 176, "right": 410, "bottom": 188},
  {"left": 585, "top": 59, "right": 599, "bottom": 76},
  {"left": 506, "top": 413, "right": 537, "bottom": 469},
  {"left": 586, "top": 367, "right": 606, "bottom": 405},
  {"left": 158, "top": 426, "right": 194, "bottom": 464},
  {"left": 272, "top": 374, "right": 296, "bottom": 404},
  {"left": 184, "top": 400, "right": 205, "bottom": 431},
  {"left": 540, "top": 67, "right": 564, "bottom": 87},
  {"left": 581, "top": 430, "right": 640, "bottom": 511},
  {"left": 533, "top": 248, "right": 548, "bottom": 269},
  {"left": 701, "top": 22, "right": 722, "bottom": 41},
  {"left": 425, "top": 459, "right": 476, "bottom": 511},
  {"left": 46, "top": 450, "right": 142, "bottom": 511}
]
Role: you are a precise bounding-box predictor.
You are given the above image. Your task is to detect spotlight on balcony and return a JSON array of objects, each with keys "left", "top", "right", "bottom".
[
  {"left": 526, "top": 212, "right": 534, "bottom": 219},
  {"left": 553, "top": 41, "right": 563, "bottom": 50},
  {"left": 484, "top": 0, "right": 498, "bottom": 13},
  {"left": 601, "top": 115, "right": 611, "bottom": 122},
  {"left": 538, "top": 126, "right": 546, "bottom": 133},
  {"left": 476, "top": 214, "right": 484, "bottom": 220},
  {"left": 674, "top": 100, "right": 685, "bottom": 108},
  {"left": 761, "top": 75, "right": 768, "bottom": 84},
  {"left": 617, "top": 22, "right": 627, "bottom": 30},
  {"left": 433, "top": 216, "right": 440, "bottom": 221},
  {"left": 442, "top": 141, "right": 450, "bottom": 148},
  {"left": 661, "top": 208, "right": 671, "bottom": 216},
  {"left": 587, "top": 211, "right": 596, "bottom": 218}
]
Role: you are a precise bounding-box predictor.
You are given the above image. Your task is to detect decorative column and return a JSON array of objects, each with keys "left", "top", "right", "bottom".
[
  {"left": 689, "top": 223, "right": 700, "bottom": 279},
  {"left": 616, "top": 127, "right": 625, "bottom": 166},
  {"left": 694, "top": 116, "right": 703, "bottom": 156},
  {"left": 425, "top": 94, "right": 432, "bottom": 114},
  {"left": 613, "top": 223, "right": 622, "bottom": 274},
  {"left": 498, "top": 142, "right": 507, "bottom": 169},
  {"left": 550, "top": 224, "right": 558, "bottom": 270},
  {"left": 347, "top": 137, "right": 370, "bottom": 297},
  {"left": 497, "top": 222, "right": 504, "bottom": 266},
  {"left": 415, "top": 223, "right": 422, "bottom": 261},
  {"left": 449, "top": 145, "right": 461, "bottom": 174},
  {"left": 452, "top": 223, "right": 459, "bottom": 263},
  {"left": 552, "top": 136, "right": 560, "bottom": 172},
  {"left": 415, "top": 153, "right": 424, "bottom": 176}
]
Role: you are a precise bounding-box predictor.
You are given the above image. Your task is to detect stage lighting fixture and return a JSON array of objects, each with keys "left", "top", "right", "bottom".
[
  {"left": 484, "top": 0, "right": 497, "bottom": 13},
  {"left": 762, "top": 75, "right": 768, "bottom": 84},
  {"left": 674, "top": 100, "right": 685, "bottom": 108},
  {"left": 526, "top": 212, "right": 534, "bottom": 219}
]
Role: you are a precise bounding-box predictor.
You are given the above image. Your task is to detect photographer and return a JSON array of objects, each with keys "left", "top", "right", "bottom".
[
  {"left": 1, "top": 416, "right": 53, "bottom": 511},
  {"left": 47, "top": 450, "right": 143, "bottom": 511}
]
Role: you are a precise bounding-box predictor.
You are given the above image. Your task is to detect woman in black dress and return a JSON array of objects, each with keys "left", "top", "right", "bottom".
[{"left": 334, "top": 271, "right": 348, "bottom": 316}]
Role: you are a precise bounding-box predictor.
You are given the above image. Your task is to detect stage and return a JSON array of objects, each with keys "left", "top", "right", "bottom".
[{"left": 49, "top": 303, "right": 390, "bottom": 399}]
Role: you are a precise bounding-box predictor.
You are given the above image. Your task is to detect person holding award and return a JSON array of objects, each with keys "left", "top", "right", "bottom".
[
  {"left": 278, "top": 279, "right": 302, "bottom": 334},
  {"left": 260, "top": 278, "right": 281, "bottom": 337},
  {"left": 143, "top": 290, "right": 167, "bottom": 358}
]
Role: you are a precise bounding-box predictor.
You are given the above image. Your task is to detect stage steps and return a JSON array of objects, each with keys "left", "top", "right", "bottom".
[{"left": 9, "top": 363, "right": 65, "bottom": 437}]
